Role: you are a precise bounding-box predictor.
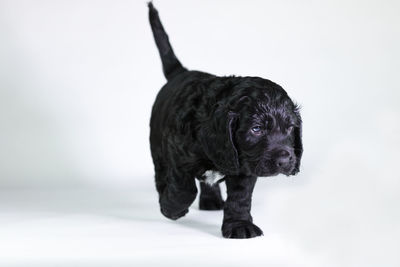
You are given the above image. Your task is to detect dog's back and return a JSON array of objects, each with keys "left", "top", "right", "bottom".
[{"left": 148, "top": 2, "right": 215, "bottom": 165}]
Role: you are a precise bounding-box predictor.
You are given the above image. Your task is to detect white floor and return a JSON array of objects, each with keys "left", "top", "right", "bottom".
[{"left": 1, "top": 171, "right": 399, "bottom": 267}]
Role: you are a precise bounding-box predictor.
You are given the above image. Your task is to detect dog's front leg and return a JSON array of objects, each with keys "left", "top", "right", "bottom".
[{"left": 222, "top": 175, "right": 263, "bottom": 238}]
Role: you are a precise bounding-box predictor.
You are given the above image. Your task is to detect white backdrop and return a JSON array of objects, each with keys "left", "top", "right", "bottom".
[{"left": 0, "top": 0, "right": 399, "bottom": 266}]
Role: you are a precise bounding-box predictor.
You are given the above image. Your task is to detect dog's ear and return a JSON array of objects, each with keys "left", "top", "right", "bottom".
[
  {"left": 293, "top": 123, "right": 303, "bottom": 173},
  {"left": 200, "top": 110, "right": 239, "bottom": 174}
]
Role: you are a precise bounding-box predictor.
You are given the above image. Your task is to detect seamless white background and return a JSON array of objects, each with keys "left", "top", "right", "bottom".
[{"left": 0, "top": 0, "right": 399, "bottom": 266}]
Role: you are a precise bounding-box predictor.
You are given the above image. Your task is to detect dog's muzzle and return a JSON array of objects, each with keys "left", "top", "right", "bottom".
[{"left": 274, "top": 148, "right": 296, "bottom": 175}]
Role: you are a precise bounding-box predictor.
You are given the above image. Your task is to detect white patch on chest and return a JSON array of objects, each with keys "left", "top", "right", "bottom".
[{"left": 203, "top": 170, "right": 225, "bottom": 185}]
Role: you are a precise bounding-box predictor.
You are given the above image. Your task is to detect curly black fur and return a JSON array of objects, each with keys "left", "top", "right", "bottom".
[{"left": 148, "top": 2, "right": 303, "bottom": 239}]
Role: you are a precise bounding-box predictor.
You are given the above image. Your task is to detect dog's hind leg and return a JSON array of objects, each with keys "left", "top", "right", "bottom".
[
  {"left": 199, "top": 182, "right": 224, "bottom": 210},
  {"left": 158, "top": 170, "right": 198, "bottom": 220}
]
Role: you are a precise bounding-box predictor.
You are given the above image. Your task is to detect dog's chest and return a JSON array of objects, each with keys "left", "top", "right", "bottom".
[{"left": 202, "top": 170, "right": 225, "bottom": 185}]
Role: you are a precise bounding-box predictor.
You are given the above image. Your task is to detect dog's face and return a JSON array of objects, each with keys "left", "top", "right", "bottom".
[
  {"left": 200, "top": 78, "right": 302, "bottom": 177},
  {"left": 234, "top": 92, "right": 302, "bottom": 177}
]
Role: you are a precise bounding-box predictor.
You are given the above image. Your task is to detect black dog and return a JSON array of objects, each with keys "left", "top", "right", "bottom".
[{"left": 148, "top": 3, "right": 303, "bottom": 239}]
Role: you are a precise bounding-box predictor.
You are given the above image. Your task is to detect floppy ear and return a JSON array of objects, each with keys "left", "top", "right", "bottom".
[
  {"left": 199, "top": 110, "right": 239, "bottom": 174},
  {"left": 293, "top": 124, "right": 303, "bottom": 173}
]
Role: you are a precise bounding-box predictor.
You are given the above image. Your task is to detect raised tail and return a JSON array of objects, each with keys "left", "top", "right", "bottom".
[{"left": 148, "top": 2, "right": 187, "bottom": 81}]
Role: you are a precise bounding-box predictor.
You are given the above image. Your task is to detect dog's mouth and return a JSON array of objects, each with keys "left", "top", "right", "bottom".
[
  {"left": 279, "top": 165, "right": 297, "bottom": 177},
  {"left": 253, "top": 160, "right": 297, "bottom": 177},
  {"left": 290, "top": 167, "right": 300, "bottom": 176},
  {"left": 256, "top": 170, "right": 295, "bottom": 178}
]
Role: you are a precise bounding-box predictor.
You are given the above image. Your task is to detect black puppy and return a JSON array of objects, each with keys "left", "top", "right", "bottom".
[{"left": 148, "top": 3, "right": 303, "bottom": 239}]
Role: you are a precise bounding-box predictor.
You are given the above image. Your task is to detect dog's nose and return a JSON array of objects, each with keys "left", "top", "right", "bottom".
[{"left": 276, "top": 150, "right": 294, "bottom": 169}]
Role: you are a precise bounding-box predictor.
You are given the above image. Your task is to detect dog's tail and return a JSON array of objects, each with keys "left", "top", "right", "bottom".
[{"left": 148, "top": 2, "right": 187, "bottom": 81}]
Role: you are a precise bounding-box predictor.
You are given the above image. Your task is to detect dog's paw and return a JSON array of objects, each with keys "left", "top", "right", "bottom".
[
  {"left": 199, "top": 197, "right": 224, "bottom": 210},
  {"left": 160, "top": 207, "right": 188, "bottom": 220},
  {"left": 222, "top": 220, "right": 263, "bottom": 239}
]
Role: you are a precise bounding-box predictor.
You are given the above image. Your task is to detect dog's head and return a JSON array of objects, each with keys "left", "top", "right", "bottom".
[{"left": 200, "top": 77, "right": 302, "bottom": 177}]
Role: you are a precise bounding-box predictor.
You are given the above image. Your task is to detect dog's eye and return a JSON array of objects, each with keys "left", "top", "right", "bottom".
[
  {"left": 287, "top": 126, "right": 294, "bottom": 133},
  {"left": 251, "top": 126, "right": 263, "bottom": 134}
]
